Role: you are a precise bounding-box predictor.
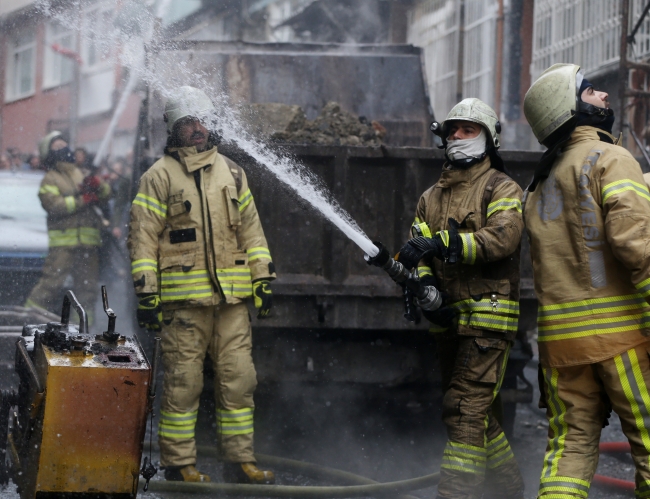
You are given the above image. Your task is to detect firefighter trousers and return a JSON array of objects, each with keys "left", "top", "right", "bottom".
[
  {"left": 25, "top": 246, "right": 99, "bottom": 321},
  {"left": 435, "top": 332, "right": 524, "bottom": 499},
  {"left": 158, "top": 302, "right": 257, "bottom": 467},
  {"left": 538, "top": 340, "right": 650, "bottom": 499}
]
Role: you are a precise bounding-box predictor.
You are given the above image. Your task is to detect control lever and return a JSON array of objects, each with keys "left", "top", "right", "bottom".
[
  {"left": 101, "top": 286, "right": 120, "bottom": 342},
  {"left": 61, "top": 290, "right": 88, "bottom": 335}
]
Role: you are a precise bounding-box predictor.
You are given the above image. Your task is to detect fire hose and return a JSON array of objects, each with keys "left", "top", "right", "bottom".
[
  {"left": 593, "top": 441, "right": 635, "bottom": 492},
  {"left": 144, "top": 443, "right": 439, "bottom": 498}
]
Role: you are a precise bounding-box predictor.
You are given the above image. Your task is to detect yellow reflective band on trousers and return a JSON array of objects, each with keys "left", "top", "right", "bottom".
[
  {"left": 131, "top": 259, "right": 158, "bottom": 274},
  {"left": 440, "top": 441, "right": 486, "bottom": 475},
  {"left": 217, "top": 408, "right": 254, "bottom": 435},
  {"left": 217, "top": 268, "right": 253, "bottom": 298},
  {"left": 64, "top": 196, "right": 76, "bottom": 213},
  {"left": 48, "top": 227, "right": 100, "bottom": 247},
  {"left": 159, "top": 410, "right": 198, "bottom": 439},
  {"left": 247, "top": 247, "right": 272, "bottom": 263},
  {"left": 539, "top": 476, "right": 590, "bottom": 498},
  {"left": 637, "top": 278, "right": 650, "bottom": 299},
  {"left": 602, "top": 179, "right": 650, "bottom": 204},
  {"left": 638, "top": 480, "right": 650, "bottom": 499},
  {"left": 614, "top": 349, "right": 650, "bottom": 459},
  {"left": 39, "top": 184, "right": 61, "bottom": 196},
  {"left": 133, "top": 193, "right": 167, "bottom": 217},
  {"left": 541, "top": 368, "right": 568, "bottom": 480},
  {"left": 486, "top": 432, "right": 515, "bottom": 469},
  {"left": 486, "top": 198, "right": 522, "bottom": 218},
  {"left": 238, "top": 189, "right": 253, "bottom": 211},
  {"left": 460, "top": 233, "right": 476, "bottom": 264}
]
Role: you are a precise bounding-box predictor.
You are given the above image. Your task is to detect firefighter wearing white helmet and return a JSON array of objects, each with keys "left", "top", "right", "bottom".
[
  {"left": 25, "top": 131, "right": 109, "bottom": 321},
  {"left": 128, "top": 86, "right": 276, "bottom": 484},
  {"left": 397, "top": 98, "right": 525, "bottom": 499},
  {"left": 524, "top": 64, "right": 650, "bottom": 498}
]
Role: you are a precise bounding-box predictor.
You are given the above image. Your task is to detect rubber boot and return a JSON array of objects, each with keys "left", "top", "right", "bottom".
[
  {"left": 164, "top": 464, "right": 211, "bottom": 482},
  {"left": 223, "top": 462, "right": 275, "bottom": 484}
]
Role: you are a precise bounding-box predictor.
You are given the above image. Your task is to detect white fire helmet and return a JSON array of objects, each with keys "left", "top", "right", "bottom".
[{"left": 163, "top": 86, "right": 216, "bottom": 133}]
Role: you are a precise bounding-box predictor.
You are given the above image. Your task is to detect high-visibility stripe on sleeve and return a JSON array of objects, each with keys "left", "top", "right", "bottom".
[
  {"left": 64, "top": 195, "right": 76, "bottom": 213},
  {"left": 217, "top": 408, "right": 254, "bottom": 436},
  {"left": 460, "top": 233, "right": 476, "bottom": 264},
  {"left": 39, "top": 184, "right": 61, "bottom": 195},
  {"left": 440, "top": 441, "right": 486, "bottom": 475},
  {"left": 486, "top": 198, "right": 522, "bottom": 218},
  {"left": 247, "top": 247, "right": 272, "bottom": 262},
  {"left": 159, "top": 410, "right": 197, "bottom": 440},
  {"left": 131, "top": 259, "right": 158, "bottom": 274},
  {"left": 238, "top": 189, "right": 253, "bottom": 211},
  {"left": 411, "top": 220, "right": 432, "bottom": 238},
  {"left": 437, "top": 230, "right": 450, "bottom": 247},
  {"left": 602, "top": 179, "right": 650, "bottom": 204},
  {"left": 133, "top": 193, "right": 167, "bottom": 217},
  {"left": 417, "top": 266, "right": 433, "bottom": 278}
]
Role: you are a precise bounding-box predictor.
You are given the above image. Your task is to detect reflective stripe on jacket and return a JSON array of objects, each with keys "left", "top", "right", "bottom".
[
  {"left": 128, "top": 145, "right": 276, "bottom": 309},
  {"left": 524, "top": 126, "right": 650, "bottom": 368},
  {"left": 38, "top": 162, "right": 103, "bottom": 247},
  {"left": 414, "top": 157, "right": 524, "bottom": 340}
]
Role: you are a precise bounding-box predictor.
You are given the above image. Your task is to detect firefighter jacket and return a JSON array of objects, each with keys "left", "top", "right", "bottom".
[
  {"left": 414, "top": 157, "right": 524, "bottom": 341},
  {"left": 38, "top": 161, "right": 103, "bottom": 248},
  {"left": 524, "top": 126, "right": 650, "bottom": 368},
  {"left": 128, "top": 145, "right": 276, "bottom": 310}
]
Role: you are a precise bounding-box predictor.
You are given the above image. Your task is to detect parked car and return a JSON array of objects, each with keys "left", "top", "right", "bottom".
[{"left": 0, "top": 171, "right": 47, "bottom": 305}]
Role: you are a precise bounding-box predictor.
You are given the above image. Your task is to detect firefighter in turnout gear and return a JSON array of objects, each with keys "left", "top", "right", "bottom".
[
  {"left": 128, "top": 86, "right": 276, "bottom": 484},
  {"left": 397, "top": 99, "right": 525, "bottom": 499},
  {"left": 25, "top": 131, "right": 109, "bottom": 320},
  {"left": 524, "top": 63, "right": 650, "bottom": 499}
]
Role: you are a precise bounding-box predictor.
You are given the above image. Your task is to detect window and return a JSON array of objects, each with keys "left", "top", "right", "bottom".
[
  {"left": 82, "top": 4, "right": 113, "bottom": 71},
  {"left": 43, "top": 22, "right": 75, "bottom": 89},
  {"left": 5, "top": 28, "right": 36, "bottom": 101}
]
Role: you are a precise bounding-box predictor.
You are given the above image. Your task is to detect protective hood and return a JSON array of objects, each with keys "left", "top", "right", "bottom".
[{"left": 446, "top": 128, "right": 487, "bottom": 162}]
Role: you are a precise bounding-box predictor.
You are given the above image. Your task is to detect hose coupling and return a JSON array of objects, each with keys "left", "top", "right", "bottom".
[
  {"left": 381, "top": 258, "right": 410, "bottom": 284},
  {"left": 416, "top": 285, "right": 443, "bottom": 311}
]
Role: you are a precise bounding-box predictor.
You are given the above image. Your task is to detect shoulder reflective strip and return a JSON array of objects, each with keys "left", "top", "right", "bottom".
[
  {"left": 637, "top": 278, "right": 650, "bottom": 298},
  {"left": 64, "top": 196, "right": 76, "bottom": 213},
  {"left": 450, "top": 298, "right": 519, "bottom": 315},
  {"left": 238, "top": 189, "right": 253, "bottom": 211},
  {"left": 131, "top": 259, "right": 158, "bottom": 274},
  {"left": 133, "top": 193, "right": 167, "bottom": 217},
  {"left": 460, "top": 233, "right": 476, "bottom": 264},
  {"left": 39, "top": 184, "right": 61, "bottom": 195},
  {"left": 486, "top": 198, "right": 522, "bottom": 218},
  {"left": 614, "top": 349, "right": 650, "bottom": 451},
  {"left": 160, "top": 285, "right": 213, "bottom": 301},
  {"left": 417, "top": 266, "right": 433, "bottom": 277},
  {"left": 160, "top": 410, "right": 198, "bottom": 422},
  {"left": 247, "top": 247, "right": 272, "bottom": 262},
  {"left": 538, "top": 294, "right": 648, "bottom": 321},
  {"left": 602, "top": 179, "right": 650, "bottom": 203},
  {"left": 540, "top": 369, "right": 568, "bottom": 478},
  {"left": 537, "top": 313, "right": 650, "bottom": 341}
]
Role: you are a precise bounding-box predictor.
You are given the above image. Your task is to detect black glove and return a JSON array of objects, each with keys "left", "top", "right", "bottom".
[
  {"left": 396, "top": 241, "right": 425, "bottom": 270},
  {"left": 422, "top": 307, "right": 456, "bottom": 328},
  {"left": 137, "top": 294, "right": 162, "bottom": 331},
  {"left": 407, "top": 218, "right": 463, "bottom": 264}
]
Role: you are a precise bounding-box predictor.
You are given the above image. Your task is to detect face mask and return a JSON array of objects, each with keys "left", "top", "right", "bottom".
[
  {"left": 446, "top": 127, "right": 487, "bottom": 161},
  {"left": 49, "top": 146, "right": 75, "bottom": 165}
]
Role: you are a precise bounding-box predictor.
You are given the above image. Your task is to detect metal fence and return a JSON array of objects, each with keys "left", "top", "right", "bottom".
[
  {"left": 531, "top": 0, "right": 650, "bottom": 81},
  {"left": 407, "top": 0, "right": 498, "bottom": 119}
]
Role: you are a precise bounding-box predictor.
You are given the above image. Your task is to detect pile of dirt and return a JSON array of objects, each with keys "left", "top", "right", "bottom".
[{"left": 244, "top": 102, "right": 385, "bottom": 146}]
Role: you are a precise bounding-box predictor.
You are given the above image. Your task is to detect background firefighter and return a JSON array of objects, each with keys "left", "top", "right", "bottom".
[
  {"left": 396, "top": 99, "right": 525, "bottom": 499},
  {"left": 24, "top": 131, "right": 110, "bottom": 322},
  {"left": 127, "top": 86, "right": 276, "bottom": 484},
  {"left": 524, "top": 63, "right": 650, "bottom": 499}
]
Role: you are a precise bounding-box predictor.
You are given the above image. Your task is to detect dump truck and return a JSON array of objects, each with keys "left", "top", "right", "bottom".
[{"left": 134, "top": 40, "right": 540, "bottom": 432}]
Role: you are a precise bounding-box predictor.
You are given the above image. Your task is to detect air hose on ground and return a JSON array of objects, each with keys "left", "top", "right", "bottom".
[
  {"left": 143, "top": 443, "right": 439, "bottom": 498},
  {"left": 593, "top": 441, "right": 634, "bottom": 492}
]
